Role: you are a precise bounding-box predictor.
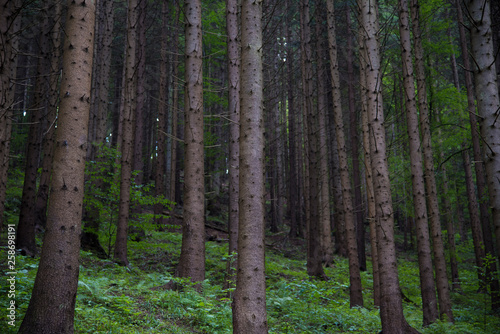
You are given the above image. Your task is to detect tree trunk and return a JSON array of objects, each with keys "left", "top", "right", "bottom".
[
  {"left": 327, "top": 0, "right": 363, "bottom": 306},
  {"left": 359, "top": 0, "right": 418, "bottom": 331},
  {"left": 301, "top": 0, "right": 326, "bottom": 280},
  {"left": 410, "top": 0, "right": 453, "bottom": 321},
  {"left": 286, "top": 0, "right": 300, "bottom": 240},
  {"left": 18, "top": 1, "right": 96, "bottom": 332},
  {"left": 155, "top": 1, "right": 169, "bottom": 226},
  {"left": 346, "top": 5, "right": 366, "bottom": 271},
  {"left": 232, "top": 0, "right": 268, "bottom": 331},
  {"left": 467, "top": 0, "right": 500, "bottom": 266},
  {"left": 114, "top": 0, "right": 139, "bottom": 266},
  {"left": 177, "top": 0, "right": 205, "bottom": 284},
  {"left": 226, "top": 0, "right": 240, "bottom": 291},
  {"left": 398, "top": 0, "right": 438, "bottom": 325},
  {"left": 314, "top": 12, "right": 334, "bottom": 267}
]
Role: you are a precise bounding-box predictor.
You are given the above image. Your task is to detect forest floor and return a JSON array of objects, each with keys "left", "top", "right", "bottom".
[{"left": 1, "top": 225, "right": 500, "bottom": 333}]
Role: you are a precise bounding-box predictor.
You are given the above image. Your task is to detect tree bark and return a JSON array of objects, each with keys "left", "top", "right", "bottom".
[
  {"left": 226, "top": 0, "right": 240, "bottom": 291},
  {"left": 232, "top": 0, "right": 268, "bottom": 332},
  {"left": 314, "top": 11, "right": 334, "bottom": 267},
  {"left": 18, "top": 1, "right": 96, "bottom": 332},
  {"left": 177, "top": 0, "right": 205, "bottom": 284},
  {"left": 359, "top": 0, "right": 418, "bottom": 331},
  {"left": 410, "top": 0, "right": 453, "bottom": 321},
  {"left": 467, "top": 0, "right": 500, "bottom": 266},
  {"left": 327, "top": 0, "right": 363, "bottom": 306},
  {"left": 398, "top": 0, "right": 438, "bottom": 325},
  {"left": 346, "top": 5, "right": 366, "bottom": 271},
  {"left": 114, "top": 0, "right": 140, "bottom": 266}
]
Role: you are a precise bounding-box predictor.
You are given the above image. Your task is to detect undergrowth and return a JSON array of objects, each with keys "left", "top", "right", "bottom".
[{"left": 1, "top": 230, "right": 500, "bottom": 333}]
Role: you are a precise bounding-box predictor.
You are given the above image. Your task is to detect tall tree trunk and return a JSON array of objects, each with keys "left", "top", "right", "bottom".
[
  {"left": 18, "top": 1, "right": 96, "bottom": 331},
  {"left": 133, "top": 0, "right": 147, "bottom": 186},
  {"left": 467, "top": 0, "right": 500, "bottom": 266},
  {"left": 232, "top": 0, "right": 268, "bottom": 331},
  {"left": 226, "top": 0, "right": 240, "bottom": 291},
  {"left": 177, "top": 0, "right": 205, "bottom": 284},
  {"left": 359, "top": 41, "right": 380, "bottom": 305},
  {"left": 170, "top": 1, "right": 180, "bottom": 205},
  {"left": 114, "top": 0, "right": 139, "bottom": 266},
  {"left": 314, "top": 12, "right": 334, "bottom": 267},
  {"left": 81, "top": 0, "right": 113, "bottom": 256},
  {"left": 301, "top": 0, "right": 326, "bottom": 280},
  {"left": 327, "top": 0, "right": 362, "bottom": 306},
  {"left": 155, "top": 1, "right": 169, "bottom": 226},
  {"left": 410, "top": 0, "right": 453, "bottom": 321},
  {"left": 398, "top": 0, "right": 438, "bottom": 325},
  {"left": 456, "top": 0, "right": 499, "bottom": 305},
  {"left": 359, "top": 0, "right": 418, "bottom": 331},
  {"left": 286, "top": 0, "right": 300, "bottom": 239},
  {"left": 346, "top": 5, "right": 366, "bottom": 271}
]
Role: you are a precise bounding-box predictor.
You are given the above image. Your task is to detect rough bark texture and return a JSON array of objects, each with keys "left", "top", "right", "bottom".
[
  {"left": 456, "top": 0, "right": 499, "bottom": 308},
  {"left": 346, "top": 6, "right": 366, "bottom": 271},
  {"left": 359, "top": 0, "right": 418, "bottom": 331},
  {"left": 327, "top": 0, "right": 363, "bottom": 306},
  {"left": 114, "top": 0, "right": 139, "bottom": 266},
  {"left": 177, "top": 0, "right": 205, "bottom": 283},
  {"left": 18, "top": 1, "right": 95, "bottom": 332},
  {"left": 302, "top": 0, "right": 326, "bottom": 280},
  {"left": 226, "top": 0, "right": 240, "bottom": 289},
  {"left": 232, "top": 0, "right": 268, "bottom": 332},
  {"left": 314, "top": 13, "right": 334, "bottom": 267},
  {"left": 467, "top": 0, "right": 500, "bottom": 272},
  {"left": 398, "top": 0, "right": 438, "bottom": 325},
  {"left": 410, "top": 0, "right": 453, "bottom": 321}
]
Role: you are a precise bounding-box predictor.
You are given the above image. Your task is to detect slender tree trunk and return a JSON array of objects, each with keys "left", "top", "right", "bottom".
[
  {"left": 410, "top": 0, "right": 453, "bottom": 321},
  {"left": 327, "top": 0, "right": 362, "bottom": 306},
  {"left": 133, "top": 0, "right": 147, "bottom": 186},
  {"left": 18, "top": 1, "right": 96, "bottom": 331},
  {"left": 359, "top": 43, "right": 380, "bottom": 305},
  {"left": 226, "top": 0, "right": 240, "bottom": 291},
  {"left": 170, "top": 1, "right": 180, "bottom": 204},
  {"left": 286, "top": 0, "right": 299, "bottom": 240},
  {"left": 232, "top": 0, "right": 268, "bottom": 331},
  {"left": 462, "top": 146, "right": 487, "bottom": 289},
  {"left": 346, "top": 5, "right": 366, "bottom": 271},
  {"left": 155, "top": 1, "right": 169, "bottom": 226},
  {"left": 314, "top": 12, "right": 334, "bottom": 267},
  {"left": 398, "top": 0, "right": 438, "bottom": 325},
  {"left": 359, "top": 0, "right": 418, "bottom": 331},
  {"left": 114, "top": 0, "right": 139, "bottom": 266},
  {"left": 467, "top": 0, "right": 500, "bottom": 266},
  {"left": 177, "top": 0, "right": 205, "bottom": 284},
  {"left": 301, "top": 0, "right": 326, "bottom": 280}
]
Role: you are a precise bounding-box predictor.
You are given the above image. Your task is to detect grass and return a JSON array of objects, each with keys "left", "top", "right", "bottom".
[{"left": 1, "top": 229, "right": 500, "bottom": 333}]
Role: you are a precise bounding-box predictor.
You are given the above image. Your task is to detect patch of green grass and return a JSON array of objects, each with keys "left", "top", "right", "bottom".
[{"left": 2, "top": 230, "right": 499, "bottom": 333}]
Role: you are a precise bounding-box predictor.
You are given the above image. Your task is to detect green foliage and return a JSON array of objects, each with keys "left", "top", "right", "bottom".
[
  {"left": 84, "top": 144, "right": 174, "bottom": 256},
  {"left": 3, "top": 228, "right": 500, "bottom": 333}
]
